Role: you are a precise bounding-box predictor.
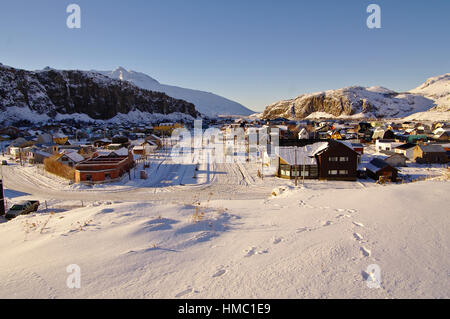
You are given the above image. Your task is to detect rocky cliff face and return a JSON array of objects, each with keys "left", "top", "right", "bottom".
[
  {"left": 96, "top": 67, "right": 254, "bottom": 117},
  {"left": 262, "top": 85, "right": 437, "bottom": 120},
  {"left": 0, "top": 65, "right": 199, "bottom": 122}
]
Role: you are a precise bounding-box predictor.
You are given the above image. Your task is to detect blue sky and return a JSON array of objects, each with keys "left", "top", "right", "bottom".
[{"left": 1, "top": 0, "right": 449, "bottom": 112}]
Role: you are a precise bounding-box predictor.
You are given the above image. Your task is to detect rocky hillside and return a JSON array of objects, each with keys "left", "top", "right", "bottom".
[
  {"left": 96, "top": 67, "right": 254, "bottom": 117},
  {"left": 262, "top": 75, "right": 450, "bottom": 120},
  {"left": 0, "top": 64, "right": 199, "bottom": 123}
]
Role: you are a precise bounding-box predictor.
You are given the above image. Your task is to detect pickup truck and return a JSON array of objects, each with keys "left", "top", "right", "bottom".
[{"left": 5, "top": 201, "right": 40, "bottom": 220}]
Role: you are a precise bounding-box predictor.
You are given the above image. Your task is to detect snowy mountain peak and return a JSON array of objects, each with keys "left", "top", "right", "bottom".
[
  {"left": 409, "top": 73, "right": 450, "bottom": 111},
  {"left": 263, "top": 74, "right": 450, "bottom": 120},
  {"left": 411, "top": 73, "right": 450, "bottom": 92},
  {"left": 95, "top": 67, "right": 254, "bottom": 117},
  {"left": 104, "top": 67, "right": 160, "bottom": 85}
]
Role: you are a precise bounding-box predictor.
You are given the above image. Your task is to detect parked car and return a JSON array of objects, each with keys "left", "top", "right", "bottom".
[
  {"left": 5, "top": 201, "right": 40, "bottom": 220},
  {"left": 1, "top": 160, "right": 7, "bottom": 165}
]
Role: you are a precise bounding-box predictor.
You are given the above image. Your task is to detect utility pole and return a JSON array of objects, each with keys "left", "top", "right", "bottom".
[
  {"left": 303, "top": 155, "right": 306, "bottom": 186},
  {"left": 0, "top": 169, "right": 5, "bottom": 216},
  {"left": 260, "top": 146, "right": 264, "bottom": 180},
  {"left": 294, "top": 147, "right": 298, "bottom": 186}
]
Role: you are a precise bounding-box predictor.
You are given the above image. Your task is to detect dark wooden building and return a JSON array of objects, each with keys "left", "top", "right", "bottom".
[
  {"left": 413, "top": 144, "right": 448, "bottom": 164},
  {"left": 315, "top": 141, "right": 359, "bottom": 181},
  {"left": 365, "top": 158, "right": 399, "bottom": 182},
  {"left": 277, "top": 140, "right": 358, "bottom": 181}
]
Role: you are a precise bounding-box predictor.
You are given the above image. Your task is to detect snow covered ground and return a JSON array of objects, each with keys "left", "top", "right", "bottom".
[{"left": 0, "top": 150, "right": 449, "bottom": 298}]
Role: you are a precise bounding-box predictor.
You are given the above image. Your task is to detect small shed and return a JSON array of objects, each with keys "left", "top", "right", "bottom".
[
  {"left": 385, "top": 153, "right": 408, "bottom": 167},
  {"left": 364, "top": 158, "right": 399, "bottom": 182}
]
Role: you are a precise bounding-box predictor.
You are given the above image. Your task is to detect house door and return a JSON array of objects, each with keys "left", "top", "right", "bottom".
[{"left": 381, "top": 171, "right": 393, "bottom": 179}]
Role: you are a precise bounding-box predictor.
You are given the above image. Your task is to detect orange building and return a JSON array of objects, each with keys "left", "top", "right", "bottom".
[{"left": 74, "top": 153, "right": 134, "bottom": 183}]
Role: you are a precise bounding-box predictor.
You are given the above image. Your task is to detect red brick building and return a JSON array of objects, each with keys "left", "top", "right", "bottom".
[{"left": 74, "top": 152, "right": 134, "bottom": 183}]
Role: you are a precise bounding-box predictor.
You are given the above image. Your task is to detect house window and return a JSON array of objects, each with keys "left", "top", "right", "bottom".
[
  {"left": 328, "top": 170, "right": 338, "bottom": 175},
  {"left": 339, "top": 170, "right": 348, "bottom": 175},
  {"left": 280, "top": 164, "right": 291, "bottom": 177},
  {"left": 339, "top": 157, "right": 349, "bottom": 162},
  {"left": 301, "top": 170, "right": 310, "bottom": 177},
  {"left": 280, "top": 169, "right": 289, "bottom": 176},
  {"left": 105, "top": 173, "right": 111, "bottom": 180},
  {"left": 329, "top": 157, "right": 339, "bottom": 162},
  {"left": 86, "top": 175, "right": 92, "bottom": 181}
]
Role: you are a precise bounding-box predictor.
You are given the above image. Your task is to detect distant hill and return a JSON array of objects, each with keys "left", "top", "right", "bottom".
[
  {"left": 96, "top": 67, "right": 254, "bottom": 117},
  {"left": 0, "top": 64, "right": 199, "bottom": 124},
  {"left": 262, "top": 74, "right": 450, "bottom": 121}
]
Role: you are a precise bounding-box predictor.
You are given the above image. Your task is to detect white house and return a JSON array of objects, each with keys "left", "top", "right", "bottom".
[
  {"left": 375, "top": 139, "right": 402, "bottom": 153},
  {"left": 394, "top": 143, "right": 416, "bottom": 160},
  {"left": 57, "top": 151, "right": 85, "bottom": 167}
]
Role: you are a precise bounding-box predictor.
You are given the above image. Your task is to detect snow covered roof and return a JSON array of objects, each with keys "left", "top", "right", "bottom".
[
  {"left": 61, "top": 152, "right": 84, "bottom": 163},
  {"left": 150, "top": 134, "right": 162, "bottom": 141},
  {"left": 417, "top": 144, "right": 445, "bottom": 153},
  {"left": 276, "top": 142, "right": 329, "bottom": 165},
  {"left": 395, "top": 143, "right": 416, "bottom": 150},
  {"left": 35, "top": 150, "right": 52, "bottom": 158},
  {"left": 115, "top": 148, "right": 130, "bottom": 156}
]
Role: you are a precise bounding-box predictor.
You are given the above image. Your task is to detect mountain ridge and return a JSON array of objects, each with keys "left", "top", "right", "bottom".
[
  {"left": 96, "top": 67, "right": 254, "bottom": 117},
  {"left": 262, "top": 74, "right": 450, "bottom": 120},
  {"left": 0, "top": 64, "right": 199, "bottom": 124}
]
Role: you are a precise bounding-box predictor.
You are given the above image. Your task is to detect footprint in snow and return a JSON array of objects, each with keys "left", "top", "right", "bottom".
[
  {"left": 322, "top": 221, "right": 333, "bottom": 227},
  {"left": 175, "top": 288, "right": 193, "bottom": 298},
  {"left": 244, "top": 247, "right": 256, "bottom": 257},
  {"left": 273, "top": 237, "right": 283, "bottom": 244},
  {"left": 360, "top": 246, "right": 371, "bottom": 257},
  {"left": 256, "top": 249, "right": 269, "bottom": 255},
  {"left": 353, "top": 233, "right": 363, "bottom": 241},
  {"left": 353, "top": 221, "right": 365, "bottom": 228},
  {"left": 347, "top": 209, "right": 357, "bottom": 214},
  {"left": 335, "top": 208, "right": 346, "bottom": 213},
  {"left": 297, "top": 227, "right": 310, "bottom": 233},
  {"left": 212, "top": 269, "right": 226, "bottom": 278}
]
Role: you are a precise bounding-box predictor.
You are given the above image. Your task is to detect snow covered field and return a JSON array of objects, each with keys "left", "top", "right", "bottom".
[{"left": 0, "top": 152, "right": 449, "bottom": 299}]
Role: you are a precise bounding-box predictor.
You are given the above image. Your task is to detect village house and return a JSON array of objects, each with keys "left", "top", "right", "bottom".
[
  {"left": 153, "top": 123, "right": 184, "bottom": 135},
  {"left": 53, "top": 133, "right": 69, "bottom": 145},
  {"left": 276, "top": 143, "right": 326, "bottom": 179},
  {"left": 384, "top": 153, "right": 408, "bottom": 167},
  {"left": 93, "top": 139, "right": 112, "bottom": 148},
  {"left": 413, "top": 144, "right": 448, "bottom": 164},
  {"left": 372, "top": 128, "right": 395, "bottom": 141},
  {"left": 375, "top": 139, "right": 402, "bottom": 153},
  {"left": 277, "top": 140, "right": 358, "bottom": 181},
  {"left": 74, "top": 151, "right": 134, "bottom": 183},
  {"left": 315, "top": 141, "right": 359, "bottom": 181},
  {"left": 131, "top": 139, "right": 158, "bottom": 156},
  {"left": 364, "top": 158, "right": 399, "bottom": 182},
  {"left": 297, "top": 127, "right": 311, "bottom": 139},
  {"left": 55, "top": 151, "right": 85, "bottom": 168},
  {"left": 432, "top": 128, "right": 450, "bottom": 141},
  {"left": 394, "top": 143, "right": 416, "bottom": 160}
]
